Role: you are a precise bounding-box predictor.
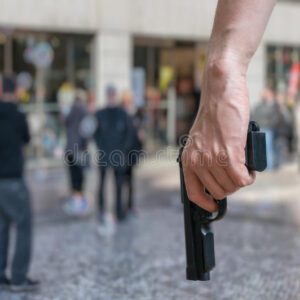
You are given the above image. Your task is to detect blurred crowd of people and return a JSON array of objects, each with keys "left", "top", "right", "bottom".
[
  {"left": 61, "top": 84, "right": 144, "bottom": 235},
  {"left": 0, "top": 74, "right": 144, "bottom": 292},
  {"left": 252, "top": 88, "right": 293, "bottom": 170},
  {"left": 2, "top": 71, "right": 300, "bottom": 293}
]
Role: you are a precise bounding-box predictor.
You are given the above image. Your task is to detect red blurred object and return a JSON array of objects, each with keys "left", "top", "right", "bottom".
[{"left": 288, "top": 63, "right": 300, "bottom": 98}]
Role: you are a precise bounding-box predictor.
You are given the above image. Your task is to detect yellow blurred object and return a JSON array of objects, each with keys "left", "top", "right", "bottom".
[
  {"left": 287, "top": 97, "right": 295, "bottom": 108},
  {"left": 18, "top": 88, "right": 31, "bottom": 103},
  {"left": 57, "top": 82, "right": 76, "bottom": 108},
  {"left": 197, "top": 51, "right": 206, "bottom": 72},
  {"left": 159, "top": 66, "right": 174, "bottom": 93}
]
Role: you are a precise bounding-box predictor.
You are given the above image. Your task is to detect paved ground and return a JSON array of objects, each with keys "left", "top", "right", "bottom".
[{"left": 1, "top": 154, "right": 300, "bottom": 300}]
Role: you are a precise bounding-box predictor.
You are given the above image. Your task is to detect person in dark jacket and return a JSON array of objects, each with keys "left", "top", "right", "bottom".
[
  {"left": 0, "top": 75, "right": 39, "bottom": 292},
  {"left": 252, "top": 88, "right": 290, "bottom": 170},
  {"left": 94, "top": 85, "right": 134, "bottom": 233}
]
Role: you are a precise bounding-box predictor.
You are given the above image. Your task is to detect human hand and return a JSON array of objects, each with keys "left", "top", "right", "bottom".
[{"left": 182, "top": 59, "right": 255, "bottom": 212}]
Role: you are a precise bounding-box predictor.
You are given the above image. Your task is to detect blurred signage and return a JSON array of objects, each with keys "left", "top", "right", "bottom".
[
  {"left": 24, "top": 42, "right": 54, "bottom": 69},
  {"left": 288, "top": 63, "right": 300, "bottom": 99}
]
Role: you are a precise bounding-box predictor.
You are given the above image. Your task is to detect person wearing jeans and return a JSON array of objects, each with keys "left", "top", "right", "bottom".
[
  {"left": 0, "top": 180, "right": 32, "bottom": 288},
  {"left": 0, "top": 75, "right": 39, "bottom": 292},
  {"left": 98, "top": 166, "right": 125, "bottom": 221}
]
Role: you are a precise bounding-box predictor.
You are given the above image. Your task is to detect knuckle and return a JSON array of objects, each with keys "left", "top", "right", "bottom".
[
  {"left": 182, "top": 149, "right": 196, "bottom": 167},
  {"left": 235, "top": 180, "right": 245, "bottom": 188},
  {"left": 186, "top": 189, "right": 198, "bottom": 203},
  {"left": 224, "top": 186, "right": 235, "bottom": 195},
  {"left": 190, "top": 153, "right": 198, "bottom": 167},
  {"left": 181, "top": 149, "right": 189, "bottom": 166},
  {"left": 202, "top": 152, "right": 212, "bottom": 167},
  {"left": 212, "top": 190, "right": 226, "bottom": 200},
  {"left": 224, "top": 187, "right": 234, "bottom": 197},
  {"left": 236, "top": 177, "right": 251, "bottom": 188}
]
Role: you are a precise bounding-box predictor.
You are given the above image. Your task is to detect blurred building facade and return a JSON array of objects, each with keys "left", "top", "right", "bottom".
[{"left": 0, "top": 0, "right": 299, "bottom": 159}]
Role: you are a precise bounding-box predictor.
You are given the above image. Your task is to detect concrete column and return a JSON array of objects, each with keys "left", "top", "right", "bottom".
[
  {"left": 94, "top": 31, "right": 132, "bottom": 107},
  {"left": 247, "top": 44, "right": 265, "bottom": 108},
  {"left": 4, "top": 34, "right": 13, "bottom": 74},
  {"left": 66, "top": 38, "right": 75, "bottom": 84},
  {"left": 166, "top": 87, "right": 177, "bottom": 146}
]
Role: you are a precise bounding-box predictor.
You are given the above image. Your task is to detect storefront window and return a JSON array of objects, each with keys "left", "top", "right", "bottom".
[
  {"left": 0, "top": 42, "right": 4, "bottom": 72},
  {"left": 266, "top": 45, "right": 299, "bottom": 94},
  {"left": 0, "top": 28, "right": 94, "bottom": 161},
  {"left": 134, "top": 45, "right": 160, "bottom": 87},
  {"left": 133, "top": 38, "right": 206, "bottom": 146},
  {"left": 74, "top": 36, "right": 93, "bottom": 91}
]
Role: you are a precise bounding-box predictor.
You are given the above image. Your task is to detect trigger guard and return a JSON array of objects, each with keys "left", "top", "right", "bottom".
[{"left": 205, "top": 198, "right": 227, "bottom": 223}]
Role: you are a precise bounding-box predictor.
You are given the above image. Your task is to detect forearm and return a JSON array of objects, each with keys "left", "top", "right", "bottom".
[
  {"left": 183, "top": 0, "right": 275, "bottom": 212},
  {"left": 207, "top": 0, "right": 276, "bottom": 73}
]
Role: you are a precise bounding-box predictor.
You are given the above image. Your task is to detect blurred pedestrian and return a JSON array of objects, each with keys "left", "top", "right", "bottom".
[
  {"left": 294, "top": 94, "right": 300, "bottom": 170},
  {"left": 62, "top": 89, "right": 90, "bottom": 216},
  {"left": 0, "top": 75, "right": 39, "bottom": 292},
  {"left": 274, "top": 92, "right": 292, "bottom": 167},
  {"left": 94, "top": 85, "right": 134, "bottom": 234},
  {"left": 252, "top": 88, "right": 278, "bottom": 169},
  {"left": 121, "top": 90, "right": 144, "bottom": 216}
]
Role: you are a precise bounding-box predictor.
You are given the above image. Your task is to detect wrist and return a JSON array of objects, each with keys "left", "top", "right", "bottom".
[
  {"left": 206, "top": 34, "right": 254, "bottom": 76},
  {"left": 206, "top": 51, "right": 248, "bottom": 79},
  {"left": 197, "top": 53, "right": 249, "bottom": 116}
]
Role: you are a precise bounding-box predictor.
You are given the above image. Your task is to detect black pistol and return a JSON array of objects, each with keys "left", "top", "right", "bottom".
[{"left": 177, "top": 121, "right": 267, "bottom": 281}]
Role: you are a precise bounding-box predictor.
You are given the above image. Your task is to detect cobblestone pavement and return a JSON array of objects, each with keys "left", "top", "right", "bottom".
[{"left": 1, "top": 158, "right": 300, "bottom": 300}]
